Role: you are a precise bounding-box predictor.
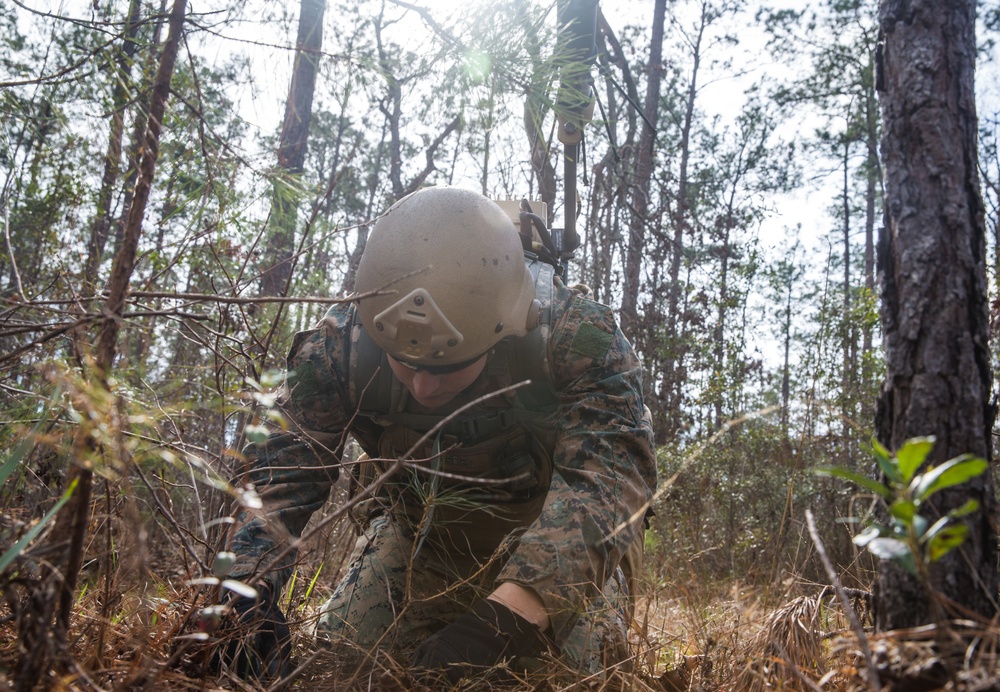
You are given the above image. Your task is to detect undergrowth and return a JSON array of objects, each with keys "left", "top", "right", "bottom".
[{"left": 2, "top": 383, "right": 998, "bottom": 690}]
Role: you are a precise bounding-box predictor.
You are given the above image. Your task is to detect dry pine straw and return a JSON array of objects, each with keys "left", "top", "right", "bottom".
[{"left": 4, "top": 581, "right": 1000, "bottom": 691}]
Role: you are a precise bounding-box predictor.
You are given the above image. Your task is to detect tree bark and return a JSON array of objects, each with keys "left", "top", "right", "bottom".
[
  {"left": 874, "top": 0, "right": 997, "bottom": 629},
  {"left": 862, "top": 50, "right": 881, "bottom": 394},
  {"left": 259, "top": 0, "right": 326, "bottom": 297},
  {"left": 841, "top": 139, "right": 854, "bottom": 453},
  {"left": 621, "top": 0, "right": 666, "bottom": 339},
  {"left": 84, "top": 0, "right": 142, "bottom": 292},
  {"left": 517, "top": 1, "right": 558, "bottom": 220}
]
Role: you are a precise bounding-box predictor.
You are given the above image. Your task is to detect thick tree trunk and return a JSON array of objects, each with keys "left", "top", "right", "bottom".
[{"left": 874, "top": 0, "right": 997, "bottom": 629}]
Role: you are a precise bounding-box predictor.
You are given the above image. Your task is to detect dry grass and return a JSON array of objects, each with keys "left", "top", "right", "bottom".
[
  {"left": 3, "top": 422, "right": 998, "bottom": 690},
  {"left": 6, "top": 542, "right": 1000, "bottom": 690},
  {"left": 734, "top": 589, "right": 848, "bottom": 691}
]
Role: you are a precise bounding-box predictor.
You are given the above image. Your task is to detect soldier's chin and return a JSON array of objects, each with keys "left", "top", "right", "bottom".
[{"left": 411, "top": 392, "right": 459, "bottom": 409}]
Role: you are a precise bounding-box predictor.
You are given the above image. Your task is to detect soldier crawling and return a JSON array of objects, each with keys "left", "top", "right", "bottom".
[{"left": 219, "top": 187, "right": 657, "bottom": 684}]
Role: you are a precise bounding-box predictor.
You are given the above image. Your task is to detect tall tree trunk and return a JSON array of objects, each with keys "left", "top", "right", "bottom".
[
  {"left": 782, "top": 274, "right": 793, "bottom": 434},
  {"left": 259, "top": 0, "right": 326, "bottom": 297},
  {"left": 862, "top": 49, "right": 881, "bottom": 392},
  {"left": 841, "top": 139, "right": 854, "bottom": 455},
  {"left": 15, "top": 2, "right": 187, "bottom": 686},
  {"left": 84, "top": 0, "right": 142, "bottom": 292},
  {"left": 113, "top": 0, "right": 168, "bottom": 262},
  {"left": 591, "top": 15, "right": 639, "bottom": 305},
  {"left": 713, "top": 215, "right": 732, "bottom": 430},
  {"left": 621, "top": 0, "right": 666, "bottom": 338},
  {"left": 660, "top": 0, "right": 706, "bottom": 438},
  {"left": 518, "top": 1, "right": 558, "bottom": 220},
  {"left": 874, "top": 0, "right": 997, "bottom": 629}
]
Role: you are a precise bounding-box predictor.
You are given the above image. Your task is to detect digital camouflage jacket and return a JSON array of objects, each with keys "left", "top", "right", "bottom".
[{"left": 229, "top": 276, "right": 657, "bottom": 642}]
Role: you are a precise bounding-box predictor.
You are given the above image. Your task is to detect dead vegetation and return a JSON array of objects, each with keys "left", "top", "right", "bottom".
[
  {"left": 4, "top": 495, "right": 1000, "bottom": 691},
  {"left": 0, "top": 380, "right": 995, "bottom": 691}
]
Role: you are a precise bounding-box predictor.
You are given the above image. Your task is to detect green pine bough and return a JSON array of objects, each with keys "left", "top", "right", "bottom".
[{"left": 815, "top": 436, "right": 987, "bottom": 577}]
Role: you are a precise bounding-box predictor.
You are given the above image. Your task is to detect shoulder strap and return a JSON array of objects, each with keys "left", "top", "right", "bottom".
[{"left": 501, "top": 257, "right": 559, "bottom": 411}]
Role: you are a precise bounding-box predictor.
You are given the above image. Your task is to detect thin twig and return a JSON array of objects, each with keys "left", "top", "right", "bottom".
[
  {"left": 132, "top": 457, "right": 210, "bottom": 572},
  {"left": 805, "top": 508, "right": 881, "bottom": 691},
  {"left": 768, "top": 635, "right": 825, "bottom": 692},
  {"left": 2, "top": 172, "right": 25, "bottom": 300},
  {"left": 0, "top": 315, "right": 97, "bottom": 368},
  {"left": 128, "top": 290, "right": 349, "bottom": 304},
  {"left": 267, "top": 650, "right": 322, "bottom": 692}
]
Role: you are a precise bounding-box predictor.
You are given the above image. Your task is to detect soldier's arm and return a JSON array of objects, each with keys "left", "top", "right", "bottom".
[
  {"left": 488, "top": 581, "right": 551, "bottom": 630},
  {"left": 497, "top": 287, "right": 656, "bottom": 642},
  {"left": 228, "top": 305, "right": 355, "bottom": 594}
]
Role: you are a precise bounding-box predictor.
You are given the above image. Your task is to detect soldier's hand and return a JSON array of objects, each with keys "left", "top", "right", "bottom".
[
  {"left": 411, "top": 599, "right": 548, "bottom": 683},
  {"left": 217, "top": 588, "right": 294, "bottom": 682}
]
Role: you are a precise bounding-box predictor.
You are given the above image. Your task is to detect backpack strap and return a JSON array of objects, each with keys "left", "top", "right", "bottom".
[{"left": 502, "top": 257, "right": 559, "bottom": 411}]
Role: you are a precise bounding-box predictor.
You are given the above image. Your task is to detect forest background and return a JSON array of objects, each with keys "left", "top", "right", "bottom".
[{"left": 2, "top": 0, "right": 1000, "bottom": 689}]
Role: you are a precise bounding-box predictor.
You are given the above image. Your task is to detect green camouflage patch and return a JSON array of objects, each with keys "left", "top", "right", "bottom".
[
  {"left": 289, "top": 360, "right": 318, "bottom": 401},
  {"left": 569, "top": 322, "right": 613, "bottom": 361}
]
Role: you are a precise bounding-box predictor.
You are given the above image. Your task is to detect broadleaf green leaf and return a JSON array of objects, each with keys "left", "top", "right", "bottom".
[
  {"left": 212, "top": 551, "right": 236, "bottom": 578},
  {"left": 869, "top": 437, "right": 892, "bottom": 461},
  {"left": 913, "top": 456, "right": 988, "bottom": 500},
  {"left": 927, "top": 525, "right": 968, "bottom": 562},
  {"left": 814, "top": 467, "right": 892, "bottom": 499},
  {"left": 221, "top": 579, "right": 259, "bottom": 599},
  {"left": 921, "top": 516, "right": 951, "bottom": 543},
  {"left": 896, "top": 436, "right": 935, "bottom": 483},
  {"left": 865, "top": 438, "right": 902, "bottom": 484},
  {"left": 948, "top": 499, "right": 980, "bottom": 519},
  {"left": 853, "top": 525, "right": 882, "bottom": 548},
  {"left": 889, "top": 499, "right": 917, "bottom": 523},
  {"left": 867, "top": 537, "right": 910, "bottom": 561},
  {"left": 244, "top": 424, "right": 270, "bottom": 444}
]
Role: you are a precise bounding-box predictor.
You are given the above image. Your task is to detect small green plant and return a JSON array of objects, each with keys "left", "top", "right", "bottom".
[{"left": 816, "top": 436, "right": 987, "bottom": 577}]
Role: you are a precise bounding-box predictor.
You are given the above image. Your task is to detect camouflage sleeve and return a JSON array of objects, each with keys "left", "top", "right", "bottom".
[
  {"left": 228, "top": 304, "right": 355, "bottom": 594},
  {"left": 496, "top": 286, "right": 657, "bottom": 642}
]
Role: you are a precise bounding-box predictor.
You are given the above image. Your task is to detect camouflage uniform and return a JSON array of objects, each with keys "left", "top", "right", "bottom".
[{"left": 229, "top": 275, "right": 657, "bottom": 673}]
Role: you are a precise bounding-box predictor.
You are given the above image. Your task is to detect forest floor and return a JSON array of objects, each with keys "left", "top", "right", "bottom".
[
  {"left": 2, "top": 471, "right": 1000, "bottom": 690},
  {"left": 5, "top": 562, "right": 1000, "bottom": 691}
]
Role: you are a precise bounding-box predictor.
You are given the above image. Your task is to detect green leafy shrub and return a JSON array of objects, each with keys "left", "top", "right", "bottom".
[{"left": 816, "top": 436, "right": 987, "bottom": 577}]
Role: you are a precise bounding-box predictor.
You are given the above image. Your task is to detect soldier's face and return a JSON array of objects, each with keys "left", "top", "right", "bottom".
[{"left": 386, "top": 354, "right": 488, "bottom": 409}]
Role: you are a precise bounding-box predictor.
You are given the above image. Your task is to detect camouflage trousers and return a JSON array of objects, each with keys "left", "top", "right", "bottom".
[{"left": 314, "top": 512, "right": 631, "bottom": 675}]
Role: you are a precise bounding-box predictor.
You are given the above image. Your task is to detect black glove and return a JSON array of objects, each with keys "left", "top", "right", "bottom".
[
  {"left": 218, "top": 588, "right": 294, "bottom": 682},
  {"left": 411, "top": 599, "right": 549, "bottom": 683}
]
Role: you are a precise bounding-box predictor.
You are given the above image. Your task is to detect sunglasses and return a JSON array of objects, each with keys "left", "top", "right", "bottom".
[{"left": 390, "top": 354, "right": 484, "bottom": 375}]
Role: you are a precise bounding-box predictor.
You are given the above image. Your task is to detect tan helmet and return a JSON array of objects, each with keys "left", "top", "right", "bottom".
[{"left": 355, "top": 187, "right": 538, "bottom": 366}]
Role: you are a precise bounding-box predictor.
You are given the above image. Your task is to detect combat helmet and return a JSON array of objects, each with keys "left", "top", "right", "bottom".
[{"left": 355, "top": 187, "right": 539, "bottom": 367}]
